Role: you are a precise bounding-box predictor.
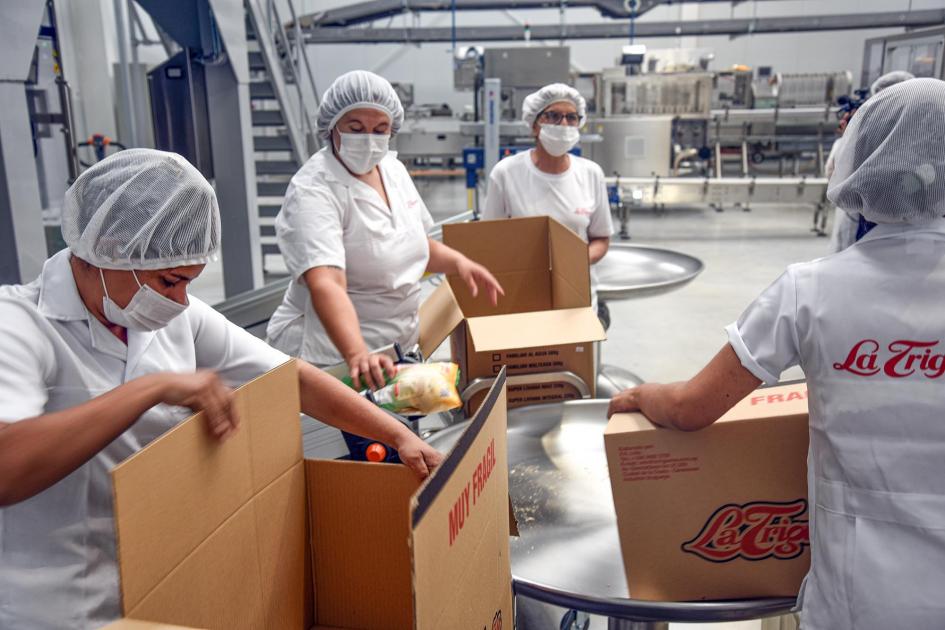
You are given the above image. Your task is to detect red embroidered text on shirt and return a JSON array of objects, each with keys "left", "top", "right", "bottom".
[{"left": 833, "top": 339, "right": 945, "bottom": 378}]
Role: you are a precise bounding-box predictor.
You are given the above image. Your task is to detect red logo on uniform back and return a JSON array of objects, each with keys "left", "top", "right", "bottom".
[
  {"left": 682, "top": 500, "right": 809, "bottom": 563},
  {"left": 834, "top": 339, "right": 945, "bottom": 378}
]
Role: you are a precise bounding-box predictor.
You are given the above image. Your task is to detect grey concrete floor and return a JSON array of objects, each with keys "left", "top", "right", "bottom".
[{"left": 600, "top": 203, "right": 826, "bottom": 385}]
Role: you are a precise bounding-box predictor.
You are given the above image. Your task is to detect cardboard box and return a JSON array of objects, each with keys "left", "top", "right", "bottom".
[
  {"left": 419, "top": 216, "right": 606, "bottom": 414},
  {"left": 604, "top": 382, "right": 811, "bottom": 601},
  {"left": 110, "top": 361, "right": 513, "bottom": 629}
]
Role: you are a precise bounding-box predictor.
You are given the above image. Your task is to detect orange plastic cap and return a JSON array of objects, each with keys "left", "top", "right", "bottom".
[{"left": 365, "top": 443, "right": 387, "bottom": 462}]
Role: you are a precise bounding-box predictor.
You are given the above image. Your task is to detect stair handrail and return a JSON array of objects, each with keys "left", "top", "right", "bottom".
[
  {"left": 283, "top": 0, "right": 321, "bottom": 154},
  {"left": 245, "top": 0, "right": 321, "bottom": 163},
  {"left": 265, "top": 0, "right": 321, "bottom": 155}
]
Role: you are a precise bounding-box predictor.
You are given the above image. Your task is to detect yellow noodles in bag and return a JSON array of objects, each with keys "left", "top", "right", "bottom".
[{"left": 373, "top": 362, "right": 462, "bottom": 415}]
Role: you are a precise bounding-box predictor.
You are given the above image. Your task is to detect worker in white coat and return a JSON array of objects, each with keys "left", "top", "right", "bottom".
[
  {"left": 268, "top": 70, "right": 503, "bottom": 389},
  {"left": 0, "top": 149, "right": 442, "bottom": 629},
  {"left": 482, "top": 83, "right": 614, "bottom": 315},
  {"left": 608, "top": 78, "right": 945, "bottom": 629},
  {"left": 827, "top": 70, "right": 914, "bottom": 252}
]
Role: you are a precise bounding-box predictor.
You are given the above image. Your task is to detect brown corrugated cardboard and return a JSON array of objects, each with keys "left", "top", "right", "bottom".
[
  {"left": 605, "top": 382, "right": 810, "bottom": 602},
  {"left": 419, "top": 216, "right": 606, "bottom": 414},
  {"left": 306, "top": 460, "right": 417, "bottom": 628},
  {"left": 411, "top": 377, "right": 513, "bottom": 628},
  {"left": 418, "top": 280, "right": 463, "bottom": 358},
  {"left": 102, "top": 621, "right": 203, "bottom": 630},
  {"left": 466, "top": 308, "right": 604, "bottom": 352},
  {"left": 111, "top": 361, "right": 513, "bottom": 629}
]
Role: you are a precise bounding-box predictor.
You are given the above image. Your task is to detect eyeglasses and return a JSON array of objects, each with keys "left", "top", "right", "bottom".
[{"left": 538, "top": 111, "right": 581, "bottom": 126}]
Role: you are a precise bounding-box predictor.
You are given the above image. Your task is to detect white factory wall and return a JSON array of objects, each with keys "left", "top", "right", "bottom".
[
  {"left": 51, "top": 0, "right": 943, "bottom": 148},
  {"left": 300, "top": 0, "right": 940, "bottom": 112}
]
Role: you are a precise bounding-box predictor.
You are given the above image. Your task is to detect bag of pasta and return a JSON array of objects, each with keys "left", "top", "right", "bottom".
[{"left": 372, "top": 362, "right": 462, "bottom": 415}]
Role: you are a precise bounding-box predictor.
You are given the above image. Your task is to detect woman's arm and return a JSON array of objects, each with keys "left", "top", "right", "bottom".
[
  {"left": 607, "top": 344, "right": 761, "bottom": 431},
  {"left": 297, "top": 360, "right": 443, "bottom": 477},
  {"left": 589, "top": 237, "right": 610, "bottom": 264},
  {"left": 426, "top": 239, "right": 504, "bottom": 305},
  {"left": 0, "top": 371, "right": 239, "bottom": 506},
  {"left": 303, "top": 266, "right": 394, "bottom": 390}
]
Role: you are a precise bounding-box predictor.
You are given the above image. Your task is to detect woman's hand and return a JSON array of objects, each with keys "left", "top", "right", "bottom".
[
  {"left": 346, "top": 350, "right": 397, "bottom": 391},
  {"left": 456, "top": 256, "right": 505, "bottom": 306},
  {"left": 394, "top": 432, "right": 445, "bottom": 479},
  {"left": 157, "top": 370, "right": 239, "bottom": 440},
  {"left": 607, "top": 386, "right": 642, "bottom": 418}
]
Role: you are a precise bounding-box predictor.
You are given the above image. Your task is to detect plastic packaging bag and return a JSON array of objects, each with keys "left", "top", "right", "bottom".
[{"left": 372, "top": 362, "right": 462, "bottom": 415}]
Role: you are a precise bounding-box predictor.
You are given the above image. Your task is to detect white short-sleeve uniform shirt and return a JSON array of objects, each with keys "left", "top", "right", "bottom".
[
  {"left": 482, "top": 151, "right": 614, "bottom": 299},
  {"left": 0, "top": 249, "right": 289, "bottom": 629},
  {"left": 726, "top": 219, "right": 945, "bottom": 630},
  {"left": 267, "top": 148, "right": 435, "bottom": 366}
]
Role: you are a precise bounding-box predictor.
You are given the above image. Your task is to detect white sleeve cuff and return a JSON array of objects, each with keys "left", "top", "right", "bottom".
[
  {"left": 725, "top": 322, "right": 780, "bottom": 385},
  {"left": 288, "top": 256, "right": 346, "bottom": 283}
]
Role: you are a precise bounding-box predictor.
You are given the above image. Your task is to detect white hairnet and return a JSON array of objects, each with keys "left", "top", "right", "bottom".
[
  {"left": 522, "top": 83, "right": 587, "bottom": 128},
  {"left": 870, "top": 70, "right": 915, "bottom": 96},
  {"left": 317, "top": 70, "right": 404, "bottom": 141},
  {"left": 827, "top": 79, "right": 945, "bottom": 225},
  {"left": 62, "top": 149, "right": 221, "bottom": 270}
]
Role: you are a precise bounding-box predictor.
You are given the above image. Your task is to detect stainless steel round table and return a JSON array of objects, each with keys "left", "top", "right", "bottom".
[
  {"left": 595, "top": 244, "right": 704, "bottom": 301},
  {"left": 426, "top": 400, "right": 796, "bottom": 629}
]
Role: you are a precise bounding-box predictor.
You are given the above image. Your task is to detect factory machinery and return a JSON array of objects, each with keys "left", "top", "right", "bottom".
[{"left": 393, "top": 46, "right": 846, "bottom": 235}]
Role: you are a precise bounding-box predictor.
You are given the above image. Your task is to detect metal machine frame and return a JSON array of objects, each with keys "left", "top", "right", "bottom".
[{"left": 861, "top": 26, "right": 945, "bottom": 88}]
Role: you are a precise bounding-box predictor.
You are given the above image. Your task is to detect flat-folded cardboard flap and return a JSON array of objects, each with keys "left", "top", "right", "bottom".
[
  {"left": 410, "top": 368, "right": 514, "bottom": 629},
  {"left": 111, "top": 360, "right": 302, "bottom": 615},
  {"left": 467, "top": 307, "right": 606, "bottom": 353},
  {"left": 419, "top": 281, "right": 465, "bottom": 357},
  {"left": 548, "top": 218, "right": 591, "bottom": 308}
]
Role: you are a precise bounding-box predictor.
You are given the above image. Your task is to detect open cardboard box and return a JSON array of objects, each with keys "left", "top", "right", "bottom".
[
  {"left": 419, "top": 216, "right": 606, "bottom": 414},
  {"left": 109, "top": 361, "right": 514, "bottom": 629},
  {"left": 604, "top": 381, "right": 811, "bottom": 601}
]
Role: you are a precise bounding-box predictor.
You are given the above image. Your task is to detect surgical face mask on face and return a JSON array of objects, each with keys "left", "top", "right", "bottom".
[
  {"left": 99, "top": 269, "right": 188, "bottom": 331},
  {"left": 538, "top": 124, "right": 580, "bottom": 157},
  {"left": 336, "top": 132, "right": 389, "bottom": 175}
]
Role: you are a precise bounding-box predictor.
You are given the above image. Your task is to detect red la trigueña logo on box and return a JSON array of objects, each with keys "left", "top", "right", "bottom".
[{"left": 681, "top": 499, "right": 810, "bottom": 563}]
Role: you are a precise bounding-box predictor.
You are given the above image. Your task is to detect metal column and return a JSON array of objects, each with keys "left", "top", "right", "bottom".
[
  {"left": 0, "top": 0, "right": 48, "bottom": 285},
  {"left": 483, "top": 77, "right": 501, "bottom": 186},
  {"left": 204, "top": 67, "right": 263, "bottom": 297},
  {"left": 206, "top": 0, "right": 263, "bottom": 296}
]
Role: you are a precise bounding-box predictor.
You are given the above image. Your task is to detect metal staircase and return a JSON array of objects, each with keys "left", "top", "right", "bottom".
[{"left": 244, "top": 0, "right": 321, "bottom": 265}]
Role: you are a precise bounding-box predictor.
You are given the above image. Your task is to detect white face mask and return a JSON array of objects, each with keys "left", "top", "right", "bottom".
[
  {"left": 336, "top": 132, "right": 389, "bottom": 175},
  {"left": 100, "top": 269, "right": 188, "bottom": 331},
  {"left": 538, "top": 124, "right": 580, "bottom": 157}
]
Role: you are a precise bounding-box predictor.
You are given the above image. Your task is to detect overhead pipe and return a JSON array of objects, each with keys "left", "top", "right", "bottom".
[
  {"left": 300, "top": 9, "right": 945, "bottom": 44},
  {"left": 296, "top": 0, "right": 794, "bottom": 28}
]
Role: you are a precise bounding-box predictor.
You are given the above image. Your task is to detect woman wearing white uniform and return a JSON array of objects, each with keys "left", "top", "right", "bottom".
[
  {"left": 268, "top": 71, "right": 502, "bottom": 390},
  {"left": 482, "top": 83, "right": 614, "bottom": 308},
  {"left": 0, "top": 149, "right": 442, "bottom": 629},
  {"left": 827, "top": 70, "right": 914, "bottom": 253},
  {"left": 608, "top": 79, "right": 945, "bottom": 629}
]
